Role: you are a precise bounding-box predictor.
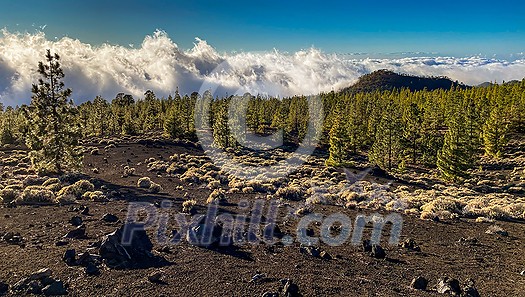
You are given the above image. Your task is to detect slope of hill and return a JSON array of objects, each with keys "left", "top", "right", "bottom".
[{"left": 342, "top": 69, "right": 466, "bottom": 93}]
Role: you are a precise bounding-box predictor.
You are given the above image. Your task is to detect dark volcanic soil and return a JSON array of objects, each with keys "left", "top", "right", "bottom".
[{"left": 0, "top": 140, "right": 524, "bottom": 296}]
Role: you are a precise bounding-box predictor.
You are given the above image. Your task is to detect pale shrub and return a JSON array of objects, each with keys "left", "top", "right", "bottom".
[
  {"left": 16, "top": 186, "right": 56, "bottom": 205},
  {"left": 182, "top": 199, "right": 197, "bottom": 213},
  {"left": 0, "top": 188, "right": 19, "bottom": 204},
  {"left": 137, "top": 177, "right": 152, "bottom": 189},
  {"left": 149, "top": 182, "right": 163, "bottom": 193},
  {"left": 206, "top": 189, "right": 226, "bottom": 204}
]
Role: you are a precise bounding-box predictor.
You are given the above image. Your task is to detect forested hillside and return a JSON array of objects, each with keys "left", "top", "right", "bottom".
[{"left": 1, "top": 75, "right": 524, "bottom": 182}]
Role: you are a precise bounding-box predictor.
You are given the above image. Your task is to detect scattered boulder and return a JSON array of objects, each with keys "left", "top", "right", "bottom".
[
  {"left": 12, "top": 269, "right": 66, "bottom": 295},
  {"left": 410, "top": 276, "right": 428, "bottom": 290},
  {"left": 64, "top": 224, "right": 87, "bottom": 239},
  {"left": 2, "top": 232, "right": 24, "bottom": 245},
  {"left": 85, "top": 262, "right": 100, "bottom": 276},
  {"left": 70, "top": 216, "right": 83, "bottom": 226},
  {"left": 400, "top": 238, "right": 421, "bottom": 252},
  {"left": 319, "top": 250, "right": 332, "bottom": 260},
  {"left": 77, "top": 252, "right": 100, "bottom": 267},
  {"left": 362, "top": 240, "right": 372, "bottom": 252},
  {"left": 55, "top": 240, "right": 69, "bottom": 247},
  {"left": 521, "top": 270, "right": 525, "bottom": 276},
  {"left": 42, "top": 280, "right": 67, "bottom": 296},
  {"left": 0, "top": 282, "right": 8, "bottom": 295},
  {"left": 462, "top": 279, "right": 480, "bottom": 297},
  {"left": 371, "top": 244, "right": 386, "bottom": 259},
  {"left": 282, "top": 279, "right": 300, "bottom": 297},
  {"left": 299, "top": 245, "right": 320, "bottom": 258},
  {"left": 250, "top": 273, "right": 266, "bottom": 283},
  {"left": 63, "top": 249, "right": 76, "bottom": 266},
  {"left": 436, "top": 277, "right": 461, "bottom": 295},
  {"left": 99, "top": 224, "right": 166, "bottom": 269},
  {"left": 101, "top": 213, "right": 119, "bottom": 223},
  {"left": 80, "top": 206, "right": 90, "bottom": 215},
  {"left": 29, "top": 268, "right": 52, "bottom": 281},
  {"left": 147, "top": 271, "right": 165, "bottom": 283},
  {"left": 261, "top": 292, "right": 279, "bottom": 297},
  {"left": 186, "top": 220, "right": 231, "bottom": 248}
]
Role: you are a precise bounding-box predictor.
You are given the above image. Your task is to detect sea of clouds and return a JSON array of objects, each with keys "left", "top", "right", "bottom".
[{"left": 1, "top": 30, "right": 525, "bottom": 106}]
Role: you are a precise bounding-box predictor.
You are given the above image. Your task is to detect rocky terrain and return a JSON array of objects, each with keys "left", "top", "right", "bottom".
[{"left": 0, "top": 136, "right": 523, "bottom": 296}]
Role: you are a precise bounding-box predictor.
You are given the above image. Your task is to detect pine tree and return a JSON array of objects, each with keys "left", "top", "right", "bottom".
[
  {"left": 326, "top": 109, "right": 348, "bottom": 166},
  {"left": 369, "top": 98, "right": 403, "bottom": 171},
  {"left": 483, "top": 104, "right": 508, "bottom": 158},
  {"left": 212, "top": 101, "right": 234, "bottom": 148},
  {"left": 92, "top": 96, "right": 109, "bottom": 136},
  {"left": 437, "top": 126, "right": 471, "bottom": 182},
  {"left": 164, "top": 106, "right": 184, "bottom": 139},
  {"left": 122, "top": 109, "right": 137, "bottom": 135},
  {"left": 437, "top": 93, "right": 477, "bottom": 181},
  {"left": 25, "top": 50, "right": 82, "bottom": 174},
  {"left": 402, "top": 102, "right": 423, "bottom": 164}
]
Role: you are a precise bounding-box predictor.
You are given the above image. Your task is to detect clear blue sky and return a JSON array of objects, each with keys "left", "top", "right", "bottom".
[{"left": 1, "top": 0, "right": 524, "bottom": 56}]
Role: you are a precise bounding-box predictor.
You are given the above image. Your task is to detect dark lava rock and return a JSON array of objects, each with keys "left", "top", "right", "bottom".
[
  {"left": 12, "top": 268, "right": 55, "bottom": 294},
  {"left": 261, "top": 292, "right": 279, "bottom": 297},
  {"left": 147, "top": 271, "right": 164, "bottom": 283},
  {"left": 282, "top": 279, "right": 300, "bottom": 297},
  {"left": 102, "top": 213, "right": 119, "bottom": 223},
  {"left": 401, "top": 238, "right": 421, "bottom": 252},
  {"left": 362, "top": 240, "right": 372, "bottom": 252},
  {"left": 299, "top": 245, "right": 321, "bottom": 258},
  {"left": 29, "top": 268, "right": 52, "bottom": 281},
  {"left": 27, "top": 280, "right": 42, "bottom": 294},
  {"left": 77, "top": 252, "right": 100, "bottom": 267},
  {"left": 2, "top": 232, "right": 23, "bottom": 245},
  {"left": 462, "top": 279, "right": 480, "bottom": 297},
  {"left": 371, "top": 244, "right": 386, "bottom": 259},
  {"left": 55, "top": 240, "right": 69, "bottom": 247},
  {"left": 99, "top": 224, "right": 167, "bottom": 269},
  {"left": 436, "top": 277, "right": 461, "bottom": 295},
  {"left": 320, "top": 250, "right": 332, "bottom": 260},
  {"left": 11, "top": 278, "right": 30, "bottom": 292},
  {"left": 70, "top": 216, "right": 83, "bottom": 226},
  {"left": 81, "top": 206, "right": 90, "bottom": 215},
  {"left": 0, "top": 281, "right": 8, "bottom": 295},
  {"left": 410, "top": 276, "right": 428, "bottom": 290},
  {"left": 186, "top": 221, "right": 230, "bottom": 247},
  {"left": 462, "top": 286, "right": 480, "bottom": 297},
  {"left": 42, "top": 280, "right": 67, "bottom": 296},
  {"left": 63, "top": 249, "right": 76, "bottom": 266},
  {"left": 64, "top": 224, "right": 87, "bottom": 239},
  {"left": 85, "top": 262, "right": 100, "bottom": 276}
]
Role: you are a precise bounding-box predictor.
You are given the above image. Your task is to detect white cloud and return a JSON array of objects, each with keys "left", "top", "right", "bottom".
[{"left": 1, "top": 30, "right": 524, "bottom": 106}]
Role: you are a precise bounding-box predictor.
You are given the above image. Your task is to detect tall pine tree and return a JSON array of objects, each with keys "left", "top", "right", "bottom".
[{"left": 25, "top": 50, "right": 82, "bottom": 174}]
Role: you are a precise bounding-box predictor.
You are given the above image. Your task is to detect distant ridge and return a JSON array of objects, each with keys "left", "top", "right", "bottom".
[{"left": 341, "top": 69, "right": 467, "bottom": 93}]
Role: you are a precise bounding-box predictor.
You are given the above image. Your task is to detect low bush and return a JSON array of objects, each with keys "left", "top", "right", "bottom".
[
  {"left": 206, "top": 189, "right": 226, "bottom": 204},
  {"left": 0, "top": 188, "right": 19, "bottom": 204},
  {"left": 149, "top": 182, "right": 163, "bottom": 193},
  {"left": 182, "top": 199, "right": 197, "bottom": 214},
  {"left": 137, "top": 177, "right": 152, "bottom": 189},
  {"left": 275, "top": 185, "right": 304, "bottom": 201},
  {"left": 123, "top": 166, "right": 135, "bottom": 177},
  {"left": 16, "top": 186, "right": 56, "bottom": 205},
  {"left": 57, "top": 180, "right": 95, "bottom": 199},
  {"left": 82, "top": 191, "right": 107, "bottom": 202}
]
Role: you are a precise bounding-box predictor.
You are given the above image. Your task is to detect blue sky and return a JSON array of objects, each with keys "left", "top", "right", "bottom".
[{"left": 1, "top": 0, "right": 524, "bottom": 56}]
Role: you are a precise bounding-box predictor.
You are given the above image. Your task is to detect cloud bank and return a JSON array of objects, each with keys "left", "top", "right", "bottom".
[{"left": 1, "top": 30, "right": 525, "bottom": 106}]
